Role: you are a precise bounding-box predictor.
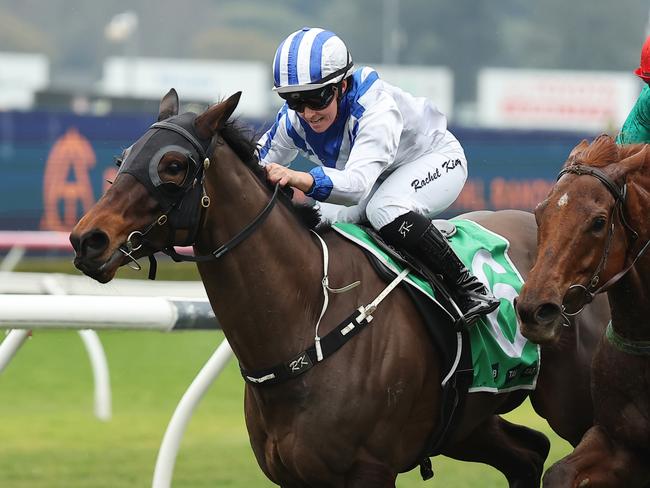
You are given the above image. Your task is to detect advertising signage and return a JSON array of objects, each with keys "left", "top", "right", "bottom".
[{"left": 0, "top": 110, "right": 596, "bottom": 232}]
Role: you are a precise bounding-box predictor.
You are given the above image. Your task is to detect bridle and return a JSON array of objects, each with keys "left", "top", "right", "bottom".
[
  {"left": 116, "top": 117, "right": 281, "bottom": 279},
  {"left": 556, "top": 164, "right": 650, "bottom": 316}
]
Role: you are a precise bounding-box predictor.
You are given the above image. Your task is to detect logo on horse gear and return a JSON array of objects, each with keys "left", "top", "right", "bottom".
[
  {"left": 288, "top": 353, "right": 313, "bottom": 374},
  {"left": 521, "top": 363, "right": 538, "bottom": 377},
  {"left": 442, "top": 158, "right": 462, "bottom": 173},
  {"left": 411, "top": 168, "right": 442, "bottom": 192},
  {"left": 398, "top": 221, "right": 413, "bottom": 237},
  {"left": 506, "top": 366, "right": 520, "bottom": 382},
  {"left": 491, "top": 363, "right": 499, "bottom": 379}
]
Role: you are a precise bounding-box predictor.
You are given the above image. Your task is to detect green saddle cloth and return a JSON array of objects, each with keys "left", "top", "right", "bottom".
[{"left": 331, "top": 219, "right": 540, "bottom": 393}]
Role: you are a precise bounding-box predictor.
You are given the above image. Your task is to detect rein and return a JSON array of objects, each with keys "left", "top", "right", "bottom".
[
  {"left": 557, "top": 164, "right": 650, "bottom": 316},
  {"left": 162, "top": 183, "right": 281, "bottom": 263},
  {"left": 126, "top": 180, "right": 281, "bottom": 278}
]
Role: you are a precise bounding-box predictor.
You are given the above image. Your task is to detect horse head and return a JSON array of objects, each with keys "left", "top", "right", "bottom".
[
  {"left": 70, "top": 88, "right": 241, "bottom": 283},
  {"left": 516, "top": 135, "right": 650, "bottom": 344}
]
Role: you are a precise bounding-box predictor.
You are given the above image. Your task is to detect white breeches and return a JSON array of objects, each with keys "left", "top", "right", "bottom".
[{"left": 318, "top": 138, "right": 468, "bottom": 229}]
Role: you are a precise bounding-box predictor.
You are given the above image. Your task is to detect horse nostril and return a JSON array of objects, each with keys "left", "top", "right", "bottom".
[
  {"left": 515, "top": 297, "right": 536, "bottom": 324},
  {"left": 534, "top": 303, "right": 562, "bottom": 324},
  {"left": 70, "top": 233, "right": 81, "bottom": 253},
  {"left": 80, "top": 229, "right": 110, "bottom": 259}
]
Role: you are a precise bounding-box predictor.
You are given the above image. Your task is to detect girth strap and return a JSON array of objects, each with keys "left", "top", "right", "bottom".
[{"left": 241, "top": 308, "right": 374, "bottom": 385}]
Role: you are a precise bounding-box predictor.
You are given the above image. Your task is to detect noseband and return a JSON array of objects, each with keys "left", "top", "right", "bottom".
[{"left": 556, "top": 164, "right": 648, "bottom": 315}]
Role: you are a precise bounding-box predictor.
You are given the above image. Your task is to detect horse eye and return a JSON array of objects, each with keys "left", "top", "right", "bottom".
[
  {"left": 591, "top": 216, "right": 607, "bottom": 232},
  {"left": 166, "top": 161, "right": 184, "bottom": 175}
]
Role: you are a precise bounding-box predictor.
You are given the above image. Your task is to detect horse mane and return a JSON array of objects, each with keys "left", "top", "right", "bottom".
[
  {"left": 568, "top": 133, "right": 646, "bottom": 168},
  {"left": 212, "top": 119, "right": 321, "bottom": 230}
]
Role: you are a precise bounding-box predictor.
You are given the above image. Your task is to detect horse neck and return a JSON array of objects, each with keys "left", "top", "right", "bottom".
[
  {"left": 194, "top": 142, "right": 324, "bottom": 369},
  {"left": 608, "top": 176, "right": 650, "bottom": 341}
]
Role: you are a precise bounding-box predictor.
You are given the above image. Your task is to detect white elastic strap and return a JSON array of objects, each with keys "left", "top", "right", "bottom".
[
  {"left": 246, "top": 373, "right": 276, "bottom": 384},
  {"left": 357, "top": 267, "right": 410, "bottom": 322},
  {"left": 441, "top": 331, "right": 463, "bottom": 387},
  {"left": 309, "top": 230, "right": 409, "bottom": 362},
  {"left": 310, "top": 231, "right": 360, "bottom": 361}
]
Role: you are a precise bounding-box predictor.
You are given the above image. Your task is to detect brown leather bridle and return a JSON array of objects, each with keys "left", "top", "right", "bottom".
[{"left": 556, "top": 164, "right": 649, "bottom": 316}]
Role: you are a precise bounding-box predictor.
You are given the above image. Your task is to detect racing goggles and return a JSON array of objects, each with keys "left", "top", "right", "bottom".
[{"left": 279, "top": 84, "right": 337, "bottom": 112}]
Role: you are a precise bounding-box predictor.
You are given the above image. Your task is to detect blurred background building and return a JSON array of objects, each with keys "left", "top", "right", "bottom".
[{"left": 1, "top": 0, "right": 649, "bottom": 230}]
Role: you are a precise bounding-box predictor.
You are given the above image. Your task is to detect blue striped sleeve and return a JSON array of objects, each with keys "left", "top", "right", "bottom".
[
  {"left": 306, "top": 166, "right": 333, "bottom": 201},
  {"left": 258, "top": 105, "right": 306, "bottom": 165},
  {"left": 258, "top": 122, "right": 279, "bottom": 161}
]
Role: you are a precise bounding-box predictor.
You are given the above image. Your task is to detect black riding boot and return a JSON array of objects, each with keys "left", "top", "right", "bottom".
[{"left": 379, "top": 211, "right": 500, "bottom": 326}]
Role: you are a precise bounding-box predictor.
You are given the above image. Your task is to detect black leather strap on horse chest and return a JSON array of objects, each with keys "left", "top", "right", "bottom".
[{"left": 240, "top": 308, "right": 372, "bottom": 386}]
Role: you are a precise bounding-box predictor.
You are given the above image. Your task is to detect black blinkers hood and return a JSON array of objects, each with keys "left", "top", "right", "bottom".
[
  {"left": 117, "top": 112, "right": 212, "bottom": 245},
  {"left": 118, "top": 112, "right": 211, "bottom": 205}
]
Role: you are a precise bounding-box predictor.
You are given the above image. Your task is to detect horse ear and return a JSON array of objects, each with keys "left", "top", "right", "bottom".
[
  {"left": 194, "top": 92, "right": 242, "bottom": 139},
  {"left": 158, "top": 88, "right": 179, "bottom": 121},
  {"left": 563, "top": 139, "right": 590, "bottom": 168},
  {"left": 611, "top": 144, "right": 649, "bottom": 182}
]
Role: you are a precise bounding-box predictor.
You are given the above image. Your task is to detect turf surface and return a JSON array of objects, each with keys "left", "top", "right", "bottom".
[{"left": 0, "top": 259, "right": 573, "bottom": 487}]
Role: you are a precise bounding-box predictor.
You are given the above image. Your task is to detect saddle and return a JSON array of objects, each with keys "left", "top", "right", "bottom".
[{"left": 363, "top": 219, "right": 466, "bottom": 327}]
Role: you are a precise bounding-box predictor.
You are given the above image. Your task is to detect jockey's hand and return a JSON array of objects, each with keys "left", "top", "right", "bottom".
[{"left": 264, "top": 163, "right": 314, "bottom": 193}]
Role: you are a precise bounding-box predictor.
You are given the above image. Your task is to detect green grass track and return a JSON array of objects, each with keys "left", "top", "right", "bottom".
[{"left": 0, "top": 259, "right": 572, "bottom": 487}]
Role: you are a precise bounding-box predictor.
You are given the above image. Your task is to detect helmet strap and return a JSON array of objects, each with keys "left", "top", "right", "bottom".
[
  {"left": 334, "top": 79, "right": 347, "bottom": 117},
  {"left": 337, "top": 80, "right": 345, "bottom": 99}
]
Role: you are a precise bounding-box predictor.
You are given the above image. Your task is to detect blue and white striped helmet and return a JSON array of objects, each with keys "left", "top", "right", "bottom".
[{"left": 272, "top": 27, "right": 354, "bottom": 93}]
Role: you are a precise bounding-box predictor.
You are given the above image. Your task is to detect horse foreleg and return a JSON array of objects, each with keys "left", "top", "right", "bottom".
[
  {"left": 443, "top": 415, "right": 550, "bottom": 488},
  {"left": 344, "top": 461, "right": 397, "bottom": 488},
  {"left": 543, "top": 425, "right": 650, "bottom": 488}
]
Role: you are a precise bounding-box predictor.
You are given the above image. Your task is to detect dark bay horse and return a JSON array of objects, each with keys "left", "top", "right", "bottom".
[
  {"left": 70, "top": 89, "right": 609, "bottom": 487},
  {"left": 516, "top": 135, "right": 650, "bottom": 487}
]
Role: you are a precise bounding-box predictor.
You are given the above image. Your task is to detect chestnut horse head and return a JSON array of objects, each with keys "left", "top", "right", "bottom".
[
  {"left": 516, "top": 135, "right": 650, "bottom": 344},
  {"left": 515, "top": 134, "right": 650, "bottom": 488}
]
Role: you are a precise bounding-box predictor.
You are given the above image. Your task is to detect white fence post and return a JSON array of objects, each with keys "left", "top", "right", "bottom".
[
  {"left": 0, "top": 329, "right": 31, "bottom": 372},
  {"left": 152, "top": 338, "right": 232, "bottom": 488},
  {"left": 0, "top": 288, "right": 226, "bottom": 487},
  {"left": 41, "top": 275, "right": 112, "bottom": 421},
  {"left": 0, "top": 245, "right": 26, "bottom": 272},
  {"left": 77, "top": 330, "right": 112, "bottom": 421}
]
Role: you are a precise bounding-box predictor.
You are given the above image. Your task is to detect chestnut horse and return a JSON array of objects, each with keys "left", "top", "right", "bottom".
[
  {"left": 70, "top": 90, "right": 608, "bottom": 487},
  {"left": 516, "top": 135, "right": 650, "bottom": 487}
]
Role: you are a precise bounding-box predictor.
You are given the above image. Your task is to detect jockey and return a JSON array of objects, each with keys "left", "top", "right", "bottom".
[
  {"left": 617, "top": 35, "right": 650, "bottom": 144},
  {"left": 258, "top": 27, "right": 499, "bottom": 325}
]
